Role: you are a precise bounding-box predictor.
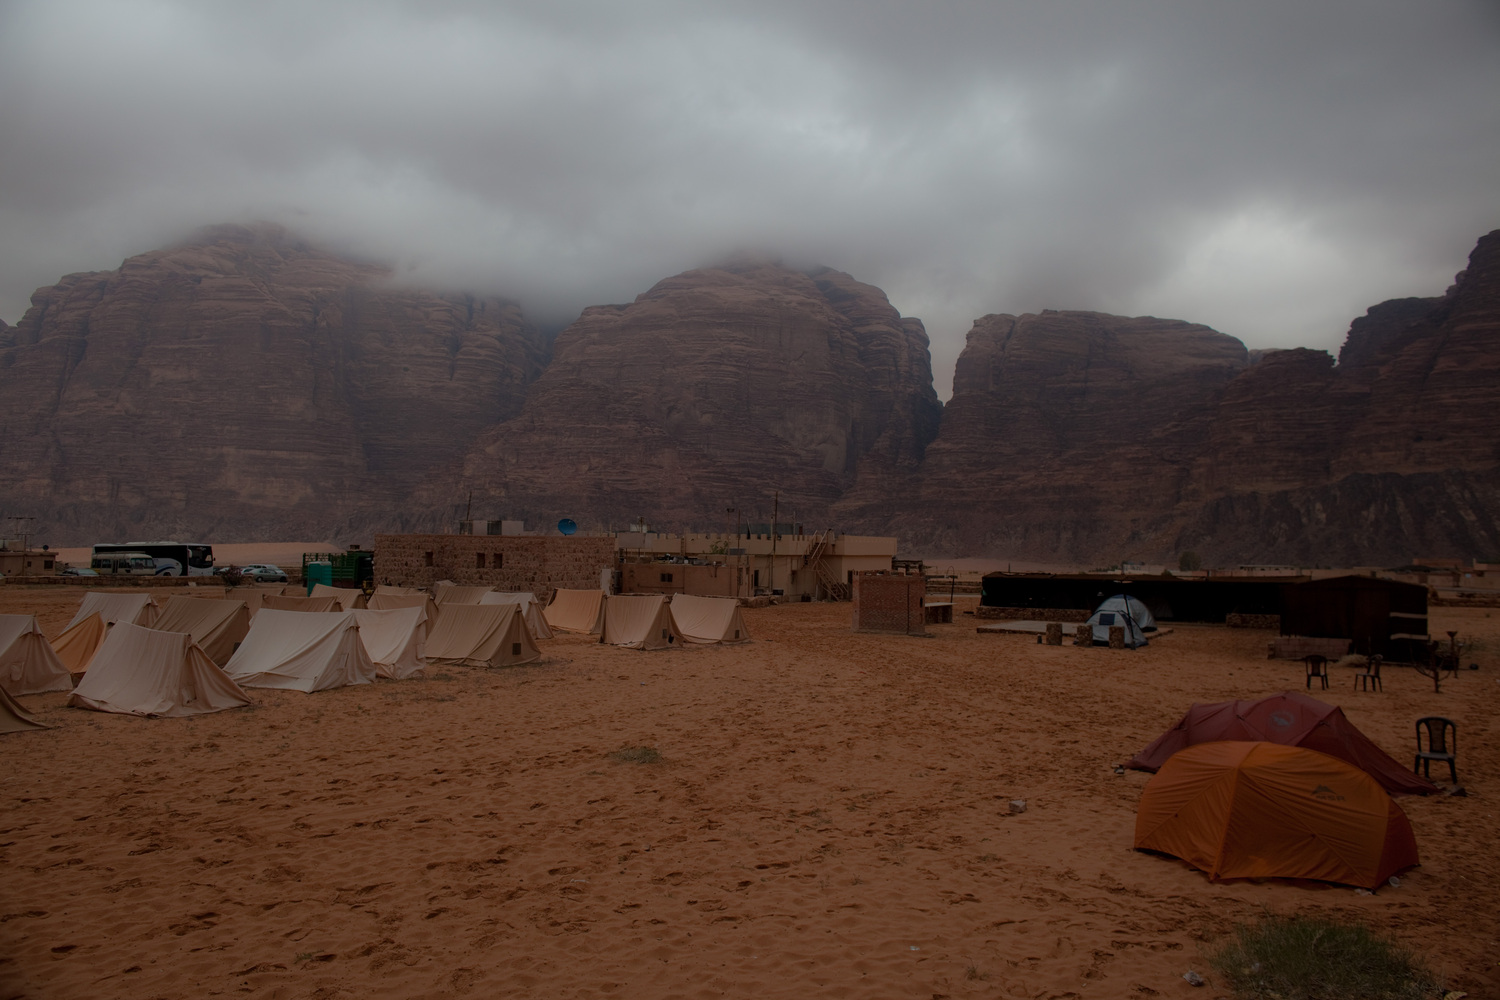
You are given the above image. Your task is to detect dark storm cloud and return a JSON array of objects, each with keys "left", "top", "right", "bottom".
[{"left": 1, "top": 0, "right": 1496, "bottom": 394}]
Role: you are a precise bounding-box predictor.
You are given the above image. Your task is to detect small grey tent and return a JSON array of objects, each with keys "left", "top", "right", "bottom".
[{"left": 1087, "top": 594, "right": 1150, "bottom": 647}]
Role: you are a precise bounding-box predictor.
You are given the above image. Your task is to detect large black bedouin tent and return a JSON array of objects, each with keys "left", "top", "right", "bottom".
[{"left": 1279, "top": 576, "right": 1428, "bottom": 661}]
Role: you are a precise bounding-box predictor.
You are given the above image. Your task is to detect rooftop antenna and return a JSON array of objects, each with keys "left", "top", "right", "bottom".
[{"left": 7, "top": 515, "right": 35, "bottom": 558}]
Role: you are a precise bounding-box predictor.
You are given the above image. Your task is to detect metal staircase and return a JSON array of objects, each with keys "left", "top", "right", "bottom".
[{"left": 804, "top": 529, "right": 850, "bottom": 601}]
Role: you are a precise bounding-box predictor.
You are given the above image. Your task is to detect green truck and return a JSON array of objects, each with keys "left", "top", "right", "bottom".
[{"left": 301, "top": 549, "right": 374, "bottom": 590}]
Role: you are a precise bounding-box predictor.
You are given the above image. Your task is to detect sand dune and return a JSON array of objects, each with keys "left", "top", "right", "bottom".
[{"left": 1, "top": 590, "right": 1495, "bottom": 998}]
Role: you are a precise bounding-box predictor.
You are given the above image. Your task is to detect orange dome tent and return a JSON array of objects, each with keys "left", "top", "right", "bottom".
[{"left": 1134, "top": 741, "right": 1418, "bottom": 889}]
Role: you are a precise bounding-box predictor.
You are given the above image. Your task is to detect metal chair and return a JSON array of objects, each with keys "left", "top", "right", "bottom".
[
  {"left": 1414, "top": 717, "right": 1457, "bottom": 784},
  {"left": 1354, "top": 654, "right": 1383, "bottom": 692},
  {"left": 1302, "top": 654, "right": 1329, "bottom": 690}
]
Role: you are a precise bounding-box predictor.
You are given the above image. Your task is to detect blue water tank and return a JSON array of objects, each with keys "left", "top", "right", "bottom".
[{"left": 305, "top": 561, "right": 333, "bottom": 595}]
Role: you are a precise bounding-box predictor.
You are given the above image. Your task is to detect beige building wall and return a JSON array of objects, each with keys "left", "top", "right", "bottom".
[
  {"left": 615, "top": 532, "right": 897, "bottom": 599},
  {"left": 0, "top": 549, "right": 57, "bottom": 576}
]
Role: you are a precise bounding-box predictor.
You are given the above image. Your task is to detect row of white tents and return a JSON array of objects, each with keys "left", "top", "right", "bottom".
[{"left": 1, "top": 585, "right": 750, "bottom": 725}]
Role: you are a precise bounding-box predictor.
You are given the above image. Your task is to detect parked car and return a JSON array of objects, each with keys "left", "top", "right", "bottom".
[
  {"left": 60, "top": 567, "right": 100, "bottom": 577},
  {"left": 240, "top": 564, "right": 288, "bottom": 583}
]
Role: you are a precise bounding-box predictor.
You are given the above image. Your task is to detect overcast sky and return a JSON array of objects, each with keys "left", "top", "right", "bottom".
[{"left": 2, "top": 1, "right": 1497, "bottom": 396}]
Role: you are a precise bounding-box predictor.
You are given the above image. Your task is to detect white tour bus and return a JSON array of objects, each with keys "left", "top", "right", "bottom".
[{"left": 90, "top": 541, "right": 216, "bottom": 577}]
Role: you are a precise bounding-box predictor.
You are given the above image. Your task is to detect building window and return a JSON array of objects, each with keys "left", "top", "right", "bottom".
[
  {"left": 44, "top": 560, "right": 54, "bottom": 570},
  {"left": 424, "top": 551, "right": 434, "bottom": 567},
  {"left": 660, "top": 572, "right": 673, "bottom": 583},
  {"left": 476, "top": 553, "right": 486, "bottom": 568},
  {"left": 495, "top": 552, "right": 503, "bottom": 569}
]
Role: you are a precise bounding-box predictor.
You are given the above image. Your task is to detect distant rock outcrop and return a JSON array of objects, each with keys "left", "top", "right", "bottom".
[
  {"left": 454, "top": 259, "right": 943, "bottom": 530},
  {"left": 834, "top": 311, "right": 1249, "bottom": 555},
  {"left": 0, "top": 224, "right": 548, "bottom": 542},
  {"left": 844, "top": 229, "right": 1500, "bottom": 564},
  {"left": 1174, "top": 228, "right": 1500, "bottom": 564}
]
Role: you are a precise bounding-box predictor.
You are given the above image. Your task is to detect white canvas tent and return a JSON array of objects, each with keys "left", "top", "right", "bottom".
[
  {"left": 150, "top": 597, "right": 251, "bottom": 665},
  {"left": 261, "top": 594, "right": 339, "bottom": 613},
  {"left": 434, "top": 584, "right": 494, "bottom": 606},
  {"left": 670, "top": 595, "right": 750, "bottom": 644},
  {"left": 367, "top": 592, "right": 439, "bottom": 636},
  {"left": 1, "top": 684, "right": 47, "bottom": 733},
  {"left": 424, "top": 604, "right": 540, "bottom": 668},
  {"left": 545, "top": 589, "right": 605, "bottom": 634},
  {"left": 599, "top": 594, "right": 683, "bottom": 650},
  {"left": 309, "top": 583, "right": 366, "bottom": 610},
  {"left": 0, "top": 615, "right": 73, "bottom": 695},
  {"left": 51, "top": 613, "right": 110, "bottom": 675},
  {"left": 1087, "top": 594, "right": 1151, "bottom": 647},
  {"left": 480, "top": 591, "right": 553, "bottom": 639},
  {"left": 223, "top": 610, "right": 376, "bottom": 692},
  {"left": 374, "top": 584, "right": 424, "bottom": 596},
  {"left": 68, "top": 592, "right": 158, "bottom": 630},
  {"left": 350, "top": 607, "right": 426, "bottom": 679},
  {"left": 69, "top": 622, "right": 251, "bottom": 717}
]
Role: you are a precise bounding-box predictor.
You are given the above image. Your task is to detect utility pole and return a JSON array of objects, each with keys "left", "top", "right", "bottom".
[
  {"left": 769, "top": 490, "right": 779, "bottom": 595},
  {"left": 7, "top": 516, "right": 35, "bottom": 569}
]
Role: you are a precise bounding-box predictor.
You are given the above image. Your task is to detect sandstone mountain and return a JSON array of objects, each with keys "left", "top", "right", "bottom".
[
  {"left": 454, "top": 259, "right": 943, "bottom": 530},
  {"left": 840, "top": 229, "right": 1500, "bottom": 565},
  {"left": 0, "top": 224, "right": 548, "bottom": 542},
  {"left": 3, "top": 223, "right": 1497, "bottom": 567},
  {"left": 833, "top": 311, "right": 1250, "bottom": 556}
]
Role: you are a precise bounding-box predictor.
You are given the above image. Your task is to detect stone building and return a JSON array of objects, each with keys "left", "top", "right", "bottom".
[{"left": 373, "top": 533, "right": 615, "bottom": 594}]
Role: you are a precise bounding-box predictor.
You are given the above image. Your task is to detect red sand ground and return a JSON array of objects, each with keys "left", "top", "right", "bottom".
[{"left": 2, "top": 589, "right": 1495, "bottom": 998}]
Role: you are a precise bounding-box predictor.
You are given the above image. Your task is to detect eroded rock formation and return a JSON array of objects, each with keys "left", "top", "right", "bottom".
[
  {"left": 455, "top": 259, "right": 943, "bottom": 530},
  {"left": 834, "top": 311, "right": 1250, "bottom": 555},
  {"left": 0, "top": 224, "right": 548, "bottom": 542},
  {"left": 844, "top": 229, "right": 1500, "bottom": 564}
]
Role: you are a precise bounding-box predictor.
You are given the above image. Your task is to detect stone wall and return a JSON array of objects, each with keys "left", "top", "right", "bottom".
[
  {"left": 974, "top": 606, "right": 1091, "bottom": 622},
  {"left": 1226, "top": 613, "right": 1281, "bottom": 629},
  {"left": 852, "top": 572, "right": 926, "bottom": 634},
  {"left": 373, "top": 534, "right": 615, "bottom": 596}
]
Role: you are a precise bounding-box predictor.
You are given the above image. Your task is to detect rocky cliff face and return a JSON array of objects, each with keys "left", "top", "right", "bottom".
[
  {"left": 834, "top": 311, "right": 1250, "bottom": 556},
  {"left": 0, "top": 224, "right": 548, "bottom": 542},
  {"left": 852, "top": 229, "right": 1500, "bottom": 565},
  {"left": 453, "top": 259, "right": 943, "bottom": 530},
  {"left": 4, "top": 223, "right": 1497, "bottom": 567},
  {"left": 1172, "top": 228, "right": 1500, "bottom": 564}
]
